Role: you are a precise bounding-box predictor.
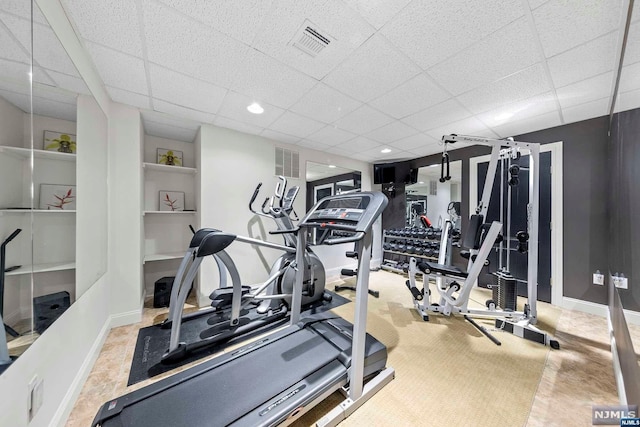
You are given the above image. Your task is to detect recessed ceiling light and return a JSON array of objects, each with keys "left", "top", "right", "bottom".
[
  {"left": 381, "top": 148, "right": 392, "bottom": 153},
  {"left": 247, "top": 102, "right": 264, "bottom": 114},
  {"left": 328, "top": 165, "right": 336, "bottom": 168},
  {"left": 419, "top": 181, "right": 424, "bottom": 184}
]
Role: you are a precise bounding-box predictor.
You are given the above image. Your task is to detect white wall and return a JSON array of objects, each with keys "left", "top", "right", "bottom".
[
  {"left": 107, "top": 103, "right": 143, "bottom": 323},
  {"left": 0, "top": 270, "right": 111, "bottom": 427},
  {"left": 76, "top": 95, "right": 108, "bottom": 298},
  {"left": 0, "top": 95, "right": 24, "bottom": 148},
  {"left": 26, "top": 114, "right": 77, "bottom": 150},
  {"left": 197, "top": 124, "right": 374, "bottom": 303}
]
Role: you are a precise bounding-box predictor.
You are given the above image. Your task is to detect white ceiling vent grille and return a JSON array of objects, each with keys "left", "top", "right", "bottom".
[
  {"left": 275, "top": 147, "right": 300, "bottom": 178},
  {"left": 291, "top": 20, "right": 332, "bottom": 57}
]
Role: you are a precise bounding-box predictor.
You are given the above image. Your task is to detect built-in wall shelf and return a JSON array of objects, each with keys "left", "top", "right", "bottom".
[
  {"left": 143, "top": 162, "right": 197, "bottom": 174},
  {"left": 5, "top": 261, "right": 76, "bottom": 276},
  {"left": 0, "top": 209, "right": 76, "bottom": 215},
  {"left": 143, "top": 210, "right": 197, "bottom": 216},
  {"left": 0, "top": 146, "right": 76, "bottom": 162},
  {"left": 144, "top": 252, "right": 185, "bottom": 263}
]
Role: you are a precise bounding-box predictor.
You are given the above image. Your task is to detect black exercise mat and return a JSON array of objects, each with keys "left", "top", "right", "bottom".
[{"left": 127, "top": 291, "right": 350, "bottom": 385}]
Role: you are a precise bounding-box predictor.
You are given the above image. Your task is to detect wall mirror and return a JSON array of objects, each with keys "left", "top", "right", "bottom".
[
  {"left": 0, "top": 0, "right": 108, "bottom": 371},
  {"left": 405, "top": 161, "right": 462, "bottom": 230}
]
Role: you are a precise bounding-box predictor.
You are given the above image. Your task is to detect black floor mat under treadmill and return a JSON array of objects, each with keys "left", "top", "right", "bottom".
[{"left": 127, "top": 291, "right": 350, "bottom": 385}]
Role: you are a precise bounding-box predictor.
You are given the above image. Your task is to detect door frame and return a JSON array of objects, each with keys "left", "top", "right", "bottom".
[{"left": 469, "top": 141, "right": 563, "bottom": 306}]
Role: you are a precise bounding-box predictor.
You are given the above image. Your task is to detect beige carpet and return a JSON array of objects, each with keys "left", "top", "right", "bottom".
[{"left": 294, "top": 271, "right": 561, "bottom": 427}]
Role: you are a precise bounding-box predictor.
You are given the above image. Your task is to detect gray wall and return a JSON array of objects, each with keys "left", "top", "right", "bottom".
[
  {"left": 609, "top": 109, "right": 640, "bottom": 312},
  {"left": 379, "top": 114, "right": 616, "bottom": 307}
]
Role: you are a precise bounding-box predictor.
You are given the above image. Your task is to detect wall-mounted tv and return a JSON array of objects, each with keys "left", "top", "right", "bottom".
[{"left": 373, "top": 164, "right": 395, "bottom": 184}]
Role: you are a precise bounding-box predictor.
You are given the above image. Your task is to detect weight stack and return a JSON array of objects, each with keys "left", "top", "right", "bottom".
[
  {"left": 493, "top": 271, "right": 517, "bottom": 311},
  {"left": 33, "top": 291, "right": 71, "bottom": 334}
]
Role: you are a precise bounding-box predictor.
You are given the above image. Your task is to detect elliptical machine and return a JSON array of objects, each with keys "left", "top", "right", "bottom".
[{"left": 160, "top": 177, "right": 330, "bottom": 362}]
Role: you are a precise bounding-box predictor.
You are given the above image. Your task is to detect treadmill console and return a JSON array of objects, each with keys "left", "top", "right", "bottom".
[{"left": 299, "top": 192, "right": 388, "bottom": 241}]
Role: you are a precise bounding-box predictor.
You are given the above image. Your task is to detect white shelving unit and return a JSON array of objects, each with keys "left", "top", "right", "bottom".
[
  {"left": 142, "top": 134, "right": 199, "bottom": 296},
  {"left": 0, "top": 137, "right": 77, "bottom": 328}
]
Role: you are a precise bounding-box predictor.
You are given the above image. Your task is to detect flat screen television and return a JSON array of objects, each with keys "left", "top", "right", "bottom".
[{"left": 373, "top": 164, "right": 395, "bottom": 184}]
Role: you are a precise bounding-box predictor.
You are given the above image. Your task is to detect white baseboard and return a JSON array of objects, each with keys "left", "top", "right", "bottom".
[
  {"left": 562, "top": 297, "right": 640, "bottom": 326},
  {"left": 51, "top": 316, "right": 111, "bottom": 427},
  {"left": 4, "top": 308, "right": 23, "bottom": 326},
  {"left": 110, "top": 308, "right": 143, "bottom": 328}
]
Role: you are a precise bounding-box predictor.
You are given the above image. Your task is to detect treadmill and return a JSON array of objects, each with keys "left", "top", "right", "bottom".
[{"left": 92, "top": 192, "right": 395, "bottom": 427}]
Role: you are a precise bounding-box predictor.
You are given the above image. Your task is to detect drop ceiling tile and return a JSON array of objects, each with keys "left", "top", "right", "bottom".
[
  {"left": 547, "top": 31, "right": 618, "bottom": 88},
  {"left": 3, "top": 14, "right": 78, "bottom": 76},
  {"left": 428, "top": 17, "right": 539, "bottom": 96},
  {"left": 295, "top": 139, "right": 333, "bottom": 152},
  {"left": 149, "top": 64, "right": 227, "bottom": 114},
  {"left": 47, "top": 70, "right": 92, "bottom": 95},
  {"left": 325, "top": 145, "right": 357, "bottom": 158},
  {"left": 261, "top": 129, "right": 302, "bottom": 145},
  {"left": 141, "top": 110, "right": 201, "bottom": 131},
  {"left": 306, "top": 125, "right": 356, "bottom": 146},
  {"left": 349, "top": 152, "right": 377, "bottom": 162},
  {"left": 491, "top": 110, "right": 562, "bottom": 138},
  {"left": 426, "top": 117, "right": 498, "bottom": 140},
  {"left": 231, "top": 48, "right": 318, "bottom": 109},
  {"left": 0, "top": 59, "right": 46, "bottom": 90},
  {"left": 556, "top": 72, "right": 613, "bottom": 109},
  {"left": 381, "top": 0, "right": 524, "bottom": 69},
  {"left": 216, "top": 91, "right": 284, "bottom": 128},
  {"left": 532, "top": 0, "right": 622, "bottom": 57},
  {"left": 614, "top": 88, "right": 640, "bottom": 113},
  {"left": 322, "top": 33, "right": 421, "bottom": 102},
  {"left": 623, "top": 22, "right": 640, "bottom": 65},
  {"left": 365, "top": 120, "right": 418, "bottom": 144},
  {"left": 527, "top": 0, "right": 549, "bottom": 10},
  {"left": 1, "top": 0, "right": 48, "bottom": 24},
  {"left": 343, "top": 0, "right": 412, "bottom": 29},
  {"left": 408, "top": 142, "right": 444, "bottom": 158},
  {"left": 401, "top": 99, "right": 472, "bottom": 132},
  {"left": 562, "top": 97, "right": 609, "bottom": 124},
  {"left": 107, "top": 87, "right": 151, "bottom": 109},
  {"left": 334, "top": 104, "right": 394, "bottom": 135},
  {"left": 288, "top": 83, "right": 362, "bottom": 124},
  {"left": 389, "top": 133, "right": 438, "bottom": 151},
  {"left": 63, "top": 0, "right": 143, "bottom": 56},
  {"left": 0, "top": 89, "right": 29, "bottom": 112},
  {"left": 619, "top": 62, "right": 640, "bottom": 93},
  {"left": 86, "top": 42, "right": 147, "bottom": 94},
  {"left": 252, "top": 0, "right": 374, "bottom": 80},
  {"left": 457, "top": 63, "right": 550, "bottom": 114},
  {"left": 213, "top": 116, "right": 264, "bottom": 136},
  {"left": 157, "top": 0, "right": 273, "bottom": 45},
  {"left": 634, "top": 1, "right": 640, "bottom": 22},
  {"left": 32, "top": 83, "right": 79, "bottom": 104},
  {"left": 369, "top": 73, "right": 450, "bottom": 119},
  {"left": 143, "top": 0, "right": 248, "bottom": 88},
  {"left": 153, "top": 99, "right": 216, "bottom": 124},
  {"left": 341, "top": 136, "right": 381, "bottom": 153},
  {"left": 477, "top": 91, "right": 559, "bottom": 128},
  {"left": 144, "top": 120, "right": 198, "bottom": 142},
  {"left": 0, "top": 15, "right": 30, "bottom": 62},
  {"left": 267, "top": 111, "right": 325, "bottom": 138}
]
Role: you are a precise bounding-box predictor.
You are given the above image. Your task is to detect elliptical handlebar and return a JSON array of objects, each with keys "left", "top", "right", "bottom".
[{"left": 249, "top": 182, "right": 264, "bottom": 215}]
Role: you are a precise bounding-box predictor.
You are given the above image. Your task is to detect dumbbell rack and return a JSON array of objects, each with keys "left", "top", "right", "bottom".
[{"left": 381, "top": 228, "right": 442, "bottom": 275}]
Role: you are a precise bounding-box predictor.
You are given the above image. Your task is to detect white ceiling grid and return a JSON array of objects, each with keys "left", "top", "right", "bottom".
[{"left": 3, "top": 0, "right": 635, "bottom": 161}]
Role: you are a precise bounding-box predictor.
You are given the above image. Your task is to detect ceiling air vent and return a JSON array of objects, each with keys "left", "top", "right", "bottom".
[{"left": 291, "top": 20, "right": 332, "bottom": 57}]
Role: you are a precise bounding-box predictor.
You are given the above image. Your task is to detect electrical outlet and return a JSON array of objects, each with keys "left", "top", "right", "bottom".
[
  {"left": 593, "top": 272, "right": 604, "bottom": 285},
  {"left": 28, "top": 376, "right": 44, "bottom": 421}
]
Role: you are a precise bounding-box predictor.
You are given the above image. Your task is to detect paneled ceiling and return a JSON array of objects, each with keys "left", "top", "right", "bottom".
[{"left": 1, "top": 0, "right": 638, "bottom": 163}]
